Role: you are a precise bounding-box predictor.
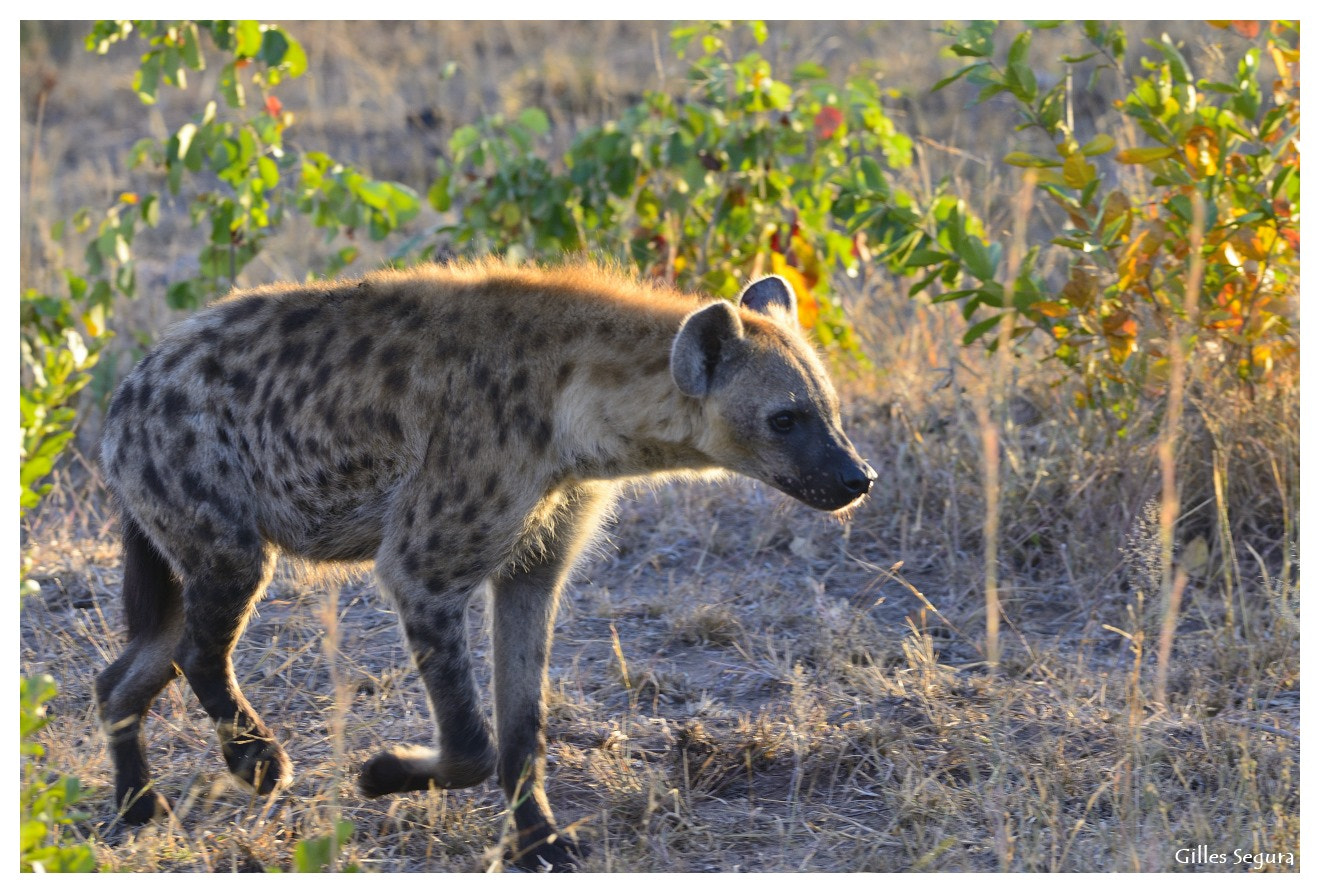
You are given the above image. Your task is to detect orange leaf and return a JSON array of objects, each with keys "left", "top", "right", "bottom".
[
  {"left": 770, "top": 252, "right": 819, "bottom": 328},
  {"left": 1031, "top": 301, "right": 1071, "bottom": 319},
  {"left": 1183, "top": 125, "right": 1219, "bottom": 177},
  {"left": 265, "top": 95, "right": 284, "bottom": 117},
  {"left": 1230, "top": 21, "right": 1261, "bottom": 39}
]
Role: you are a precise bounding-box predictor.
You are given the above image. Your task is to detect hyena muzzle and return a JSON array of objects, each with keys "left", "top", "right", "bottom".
[{"left": 96, "top": 261, "right": 874, "bottom": 870}]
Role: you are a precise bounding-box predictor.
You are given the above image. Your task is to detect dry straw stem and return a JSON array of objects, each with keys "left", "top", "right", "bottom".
[
  {"left": 972, "top": 171, "right": 1036, "bottom": 669},
  {"left": 1154, "top": 193, "right": 1206, "bottom": 707}
]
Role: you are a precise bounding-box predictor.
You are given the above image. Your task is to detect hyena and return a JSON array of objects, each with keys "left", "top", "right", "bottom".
[{"left": 96, "top": 260, "right": 874, "bottom": 870}]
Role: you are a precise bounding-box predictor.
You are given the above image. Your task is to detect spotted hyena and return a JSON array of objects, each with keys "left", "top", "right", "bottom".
[{"left": 96, "top": 261, "right": 874, "bottom": 870}]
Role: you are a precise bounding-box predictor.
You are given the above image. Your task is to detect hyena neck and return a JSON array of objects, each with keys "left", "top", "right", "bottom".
[{"left": 556, "top": 336, "right": 714, "bottom": 483}]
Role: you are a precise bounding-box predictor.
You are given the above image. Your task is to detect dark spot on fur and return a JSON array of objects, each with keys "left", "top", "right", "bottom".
[
  {"left": 267, "top": 397, "right": 286, "bottom": 430},
  {"left": 453, "top": 480, "right": 468, "bottom": 502},
  {"left": 534, "top": 419, "right": 553, "bottom": 452},
  {"left": 460, "top": 504, "right": 478, "bottom": 524},
  {"left": 426, "top": 574, "right": 450, "bottom": 594},
  {"left": 429, "top": 491, "right": 445, "bottom": 519},
  {"left": 473, "top": 362, "right": 491, "bottom": 390},
  {"left": 381, "top": 411, "right": 403, "bottom": 440},
  {"left": 142, "top": 461, "right": 168, "bottom": 499},
  {"left": 280, "top": 305, "right": 320, "bottom": 334},
  {"left": 277, "top": 340, "right": 308, "bottom": 369},
  {"left": 510, "top": 368, "right": 529, "bottom": 394},
  {"left": 315, "top": 326, "right": 337, "bottom": 355},
  {"left": 220, "top": 298, "right": 265, "bottom": 326},
  {"left": 378, "top": 342, "right": 405, "bottom": 369},
  {"left": 426, "top": 532, "right": 442, "bottom": 552},
  {"left": 403, "top": 551, "right": 421, "bottom": 576},
  {"left": 159, "top": 349, "right": 186, "bottom": 375},
  {"left": 108, "top": 382, "right": 132, "bottom": 419},
  {"left": 483, "top": 474, "right": 498, "bottom": 498},
  {"left": 180, "top": 471, "right": 208, "bottom": 502},
  {"left": 199, "top": 355, "right": 225, "bottom": 384},
  {"left": 161, "top": 389, "right": 189, "bottom": 421},
  {"left": 383, "top": 366, "right": 409, "bottom": 393},
  {"left": 229, "top": 370, "right": 255, "bottom": 399},
  {"left": 348, "top": 335, "right": 374, "bottom": 366},
  {"left": 555, "top": 361, "right": 575, "bottom": 389}
]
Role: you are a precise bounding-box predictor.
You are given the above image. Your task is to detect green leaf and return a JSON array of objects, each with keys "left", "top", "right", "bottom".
[
  {"left": 1003, "top": 152, "right": 1060, "bottom": 168},
  {"left": 1079, "top": 134, "right": 1115, "bottom": 156},
  {"left": 428, "top": 175, "right": 452, "bottom": 212},
  {"left": 963, "top": 312, "right": 1004, "bottom": 345},
  {"left": 234, "top": 21, "right": 264, "bottom": 58},
  {"left": 259, "top": 28, "right": 290, "bottom": 67},
  {"left": 792, "top": 61, "right": 828, "bottom": 81},
  {"left": 517, "top": 107, "right": 550, "bottom": 135}
]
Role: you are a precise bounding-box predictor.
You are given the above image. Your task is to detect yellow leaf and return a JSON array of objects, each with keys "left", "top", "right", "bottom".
[
  {"left": 1116, "top": 146, "right": 1178, "bottom": 165},
  {"left": 1062, "top": 152, "right": 1096, "bottom": 189}
]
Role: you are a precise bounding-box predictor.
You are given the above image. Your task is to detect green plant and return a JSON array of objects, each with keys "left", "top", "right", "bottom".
[
  {"left": 930, "top": 20, "right": 1299, "bottom": 416},
  {"left": 422, "top": 21, "right": 923, "bottom": 352},
  {"left": 88, "top": 21, "right": 420, "bottom": 308},
  {"left": 20, "top": 674, "right": 95, "bottom": 872}
]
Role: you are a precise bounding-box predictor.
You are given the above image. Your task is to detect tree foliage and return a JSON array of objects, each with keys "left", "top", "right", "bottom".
[{"left": 933, "top": 20, "right": 1299, "bottom": 415}]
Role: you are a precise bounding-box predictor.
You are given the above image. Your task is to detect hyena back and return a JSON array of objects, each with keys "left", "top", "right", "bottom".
[{"left": 97, "top": 260, "right": 874, "bottom": 870}]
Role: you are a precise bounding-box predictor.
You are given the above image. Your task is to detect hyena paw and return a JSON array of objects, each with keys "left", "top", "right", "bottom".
[
  {"left": 358, "top": 745, "right": 496, "bottom": 798},
  {"left": 116, "top": 787, "right": 171, "bottom": 826},
  {"left": 222, "top": 735, "right": 293, "bottom": 794},
  {"left": 513, "top": 831, "right": 583, "bottom": 873}
]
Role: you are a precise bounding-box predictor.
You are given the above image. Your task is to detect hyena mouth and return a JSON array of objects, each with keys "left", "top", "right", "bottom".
[{"left": 774, "top": 464, "right": 875, "bottom": 512}]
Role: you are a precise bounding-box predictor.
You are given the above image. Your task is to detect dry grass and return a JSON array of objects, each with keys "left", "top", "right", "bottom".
[{"left": 19, "top": 21, "right": 1298, "bottom": 873}]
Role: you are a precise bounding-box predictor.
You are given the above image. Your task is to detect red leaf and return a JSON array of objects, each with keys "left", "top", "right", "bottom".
[
  {"left": 1230, "top": 21, "right": 1261, "bottom": 39},
  {"left": 264, "top": 95, "right": 284, "bottom": 117},
  {"left": 814, "top": 106, "right": 843, "bottom": 140}
]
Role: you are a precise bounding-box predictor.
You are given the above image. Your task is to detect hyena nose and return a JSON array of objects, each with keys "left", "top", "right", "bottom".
[{"left": 840, "top": 462, "right": 876, "bottom": 497}]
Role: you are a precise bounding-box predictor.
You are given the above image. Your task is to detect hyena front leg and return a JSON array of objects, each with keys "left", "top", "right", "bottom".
[
  {"left": 359, "top": 554, "right": 498, "bottom": 797},
  {"left": 492, "top": 484, "right": 614, "bottom": 872},
  {"left": 172, "top": 543, "right": 294, "bottom": 795}
]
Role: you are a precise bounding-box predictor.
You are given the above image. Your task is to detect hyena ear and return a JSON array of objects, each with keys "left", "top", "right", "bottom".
[
  {"left": 738, "top": 275, "right": 797, "bottom": 320},
  {"left": 671, "top": 301, "right": 745, "bottom": 397}
]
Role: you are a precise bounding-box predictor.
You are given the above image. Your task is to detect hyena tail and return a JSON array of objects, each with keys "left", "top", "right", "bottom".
[{"left": 119, "top": 514, "right": 182, "bottom": 641}]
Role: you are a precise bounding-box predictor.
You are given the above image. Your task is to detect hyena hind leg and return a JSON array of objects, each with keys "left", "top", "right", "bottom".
[
  {"left": 96, "top": 515, "right": 184, "bottom": 824},
  {"left": 172, "top": 544, "right": 294, "bottom": 795}
]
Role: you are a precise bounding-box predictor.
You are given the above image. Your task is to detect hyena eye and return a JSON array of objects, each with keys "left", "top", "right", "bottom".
[{"left": 768, "top": 411, "right": 797, "bottom": 434}]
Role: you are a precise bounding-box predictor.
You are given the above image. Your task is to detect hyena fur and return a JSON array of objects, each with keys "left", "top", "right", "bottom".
[{"left": 96, "top": 260, "right": 875, "bottom": 870}]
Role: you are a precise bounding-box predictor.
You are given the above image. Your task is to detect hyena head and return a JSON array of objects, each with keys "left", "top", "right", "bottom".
[{"left": 671, "top": 275, "right": 876, "bottom": 512}]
